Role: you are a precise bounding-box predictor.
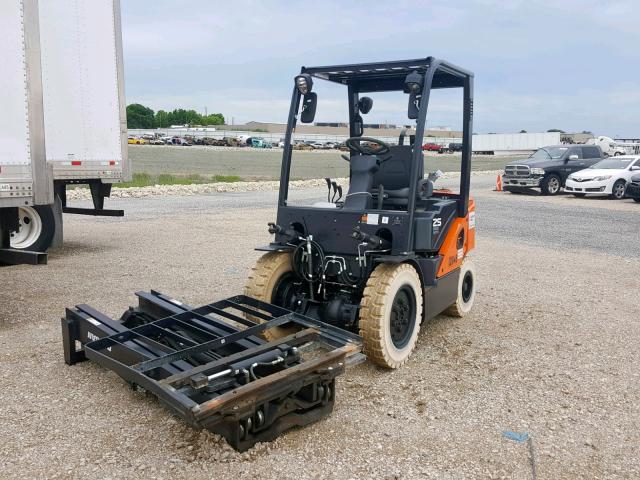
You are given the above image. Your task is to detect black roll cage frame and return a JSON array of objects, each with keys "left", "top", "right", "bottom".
[{"left": 278, "top": 57, "right": 474, "bottom": 235}]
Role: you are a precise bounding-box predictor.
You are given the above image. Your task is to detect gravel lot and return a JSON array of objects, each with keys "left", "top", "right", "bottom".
[{"left": 1, "top": 174, "right": 639, "bottom": 479}]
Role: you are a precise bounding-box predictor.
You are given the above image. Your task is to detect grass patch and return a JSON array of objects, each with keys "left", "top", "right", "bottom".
[{"left": 113, "top": 172, "right": 242, "bottom": 188}]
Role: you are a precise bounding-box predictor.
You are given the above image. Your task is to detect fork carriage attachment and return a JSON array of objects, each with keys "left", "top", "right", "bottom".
[{"left": 61, "top": 291, "right": 363, "bottom": 451}]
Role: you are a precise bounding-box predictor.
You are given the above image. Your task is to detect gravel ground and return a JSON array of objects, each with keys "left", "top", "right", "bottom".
[
  {"left": 1, "top": 174, "right": 639, "bottom": 479},
  {"left": 66, "top": 170, "right": 501, "bottom": 200}
]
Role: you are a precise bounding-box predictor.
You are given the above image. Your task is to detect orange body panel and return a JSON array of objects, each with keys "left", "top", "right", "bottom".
[{"left": 436, "top": 198, "right": 476, "bottom": 277}]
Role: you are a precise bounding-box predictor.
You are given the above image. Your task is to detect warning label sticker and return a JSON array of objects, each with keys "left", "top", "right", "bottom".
[{"left": 366, "top": 213, "right": 379, "bottom": 225}]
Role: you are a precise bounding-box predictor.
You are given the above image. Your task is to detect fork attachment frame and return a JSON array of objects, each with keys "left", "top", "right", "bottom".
[{"left": 61, "top": 291, "right": 363, "bottom": 451}]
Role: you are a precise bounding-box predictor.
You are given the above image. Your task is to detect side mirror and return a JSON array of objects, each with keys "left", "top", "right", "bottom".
[
  {"left": 631, "top": 165, "right": 640, "bottom": 171},
  {"left": 408, "top": 93, "right": 421, "bottom": 120},
  {"left": 300, "top": 92, "right": 317, "bottom": 123},
  {"left": 568, "top": 154, "right": 579, "bottom": 160},
  {"left": 358, "top": 96, "right": 373, "bottom": 114}
]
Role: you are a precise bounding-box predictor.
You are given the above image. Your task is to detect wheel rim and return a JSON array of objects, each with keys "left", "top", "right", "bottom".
[
  {"left": 272, "top": 273, "right": 300, "bottom": 311},
  {"left": 613, "top": 183, "right": 625, "bottom": 198},
  {"left": 461, "top": 271, "right": 474, "bottom": 303},
  {"left": 10, "top": 206, "right": 42, "bottom": 250},
  {"left": 548, "top": 177, "right": 560, "bottom": 193},
  {"left": 390, "top": 286, "right": 417, "bottom": 349}
]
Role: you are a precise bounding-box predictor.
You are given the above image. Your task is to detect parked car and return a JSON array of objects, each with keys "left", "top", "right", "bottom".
[
  {"left": 502, "top": 145, "right": 604, "bottom": 195},
  {"left": 310, "top": 142, "right": 324, "bottom": 149},
  {"left": 625, "top": 174, "right": 640, "bottom": 202},
  {"left": 565, "top": 156, "right": 640, "bottom": 199},
  {"left": 127, "top": 136, "right": 148, "bottom": 145},
  {"left": 422, "top": 142, "right": 441, "bottom": 152},
  {"left": 587, "top": 135, "right": 627, "bottom": 157},
  {"left": 448, "top": 142, "right": 463, "bottom": 153},
  {"left": 169, "top": 137, "right": 191, "bottom": 146}
]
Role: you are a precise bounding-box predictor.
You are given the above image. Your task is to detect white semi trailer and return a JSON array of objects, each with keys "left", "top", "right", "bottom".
[
  {"left": 0, "top": 0, "right": 129, "bottom": 265},
  {"left": 472, "top": 132, "right": 562, "bottom": 155}
]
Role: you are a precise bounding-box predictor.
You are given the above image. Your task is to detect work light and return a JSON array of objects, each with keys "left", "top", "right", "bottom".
[
  {"left": 404, "top": 71, "right": 423, "bottom": 94},
  {"left": 295, "top": 74, "right": 313, "bottom": 95}
]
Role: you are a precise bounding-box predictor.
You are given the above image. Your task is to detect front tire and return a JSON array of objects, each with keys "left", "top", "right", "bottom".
[
  {"left": 244, "top": 251, "right": 299, "bottom": 341},
  {"left": 611, "top": 179, "right": 626, "bottom": 199},
  {"left": 9, "top": 205, "right": 55, "bottom": 252},
  {"left": 444, "top": 259, "right": 477, "bottom": 317},
  {"left": 540, "top": 174, "right": 562, "bottom": 195},
  {"left": 359, "top": 263, "right": 423, "bottom": 369}
]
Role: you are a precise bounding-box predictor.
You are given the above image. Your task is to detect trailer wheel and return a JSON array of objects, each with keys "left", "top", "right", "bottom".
[
  {"left": 244, "top": 251, "right": 300, "bottom": 341},
  {"left": 9, "top": 205, "right": 55, "bottom": 252},
  {"left": 444, "top": 258, "right": 476, "bottom": 317},
  {"left": 359, "top": 263, "right": 422, "bottom": 369}
]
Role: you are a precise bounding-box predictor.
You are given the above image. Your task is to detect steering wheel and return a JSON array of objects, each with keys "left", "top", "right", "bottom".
[{"left": 345, "top": 137, "right": 391, "bottom": 156}]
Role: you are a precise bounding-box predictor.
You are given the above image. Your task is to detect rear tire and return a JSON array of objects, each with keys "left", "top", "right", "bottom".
[
  {"left": 244, "top": 251, "right": 299, "bottom": 341},
  {"left": 9, "top": 205, "right": 55, "bottom": 252},
  {"left": 444, "top": 259, "right": 476, "bottom": 317},
  {"left": 359, "top": 263, "right": 423, "bottom": 369},
  {"left": 634, "top": 198, "right": 640, "bottom": 203},
  {"left": 611, "top": 179, "right": 626, "bottom": 199},
  {"left": 540, "top": 175, "right": 561, "bottom": 195}
]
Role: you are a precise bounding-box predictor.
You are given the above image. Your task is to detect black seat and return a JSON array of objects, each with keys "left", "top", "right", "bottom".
[{"left": 371, "top": 145, "right": 426, "bottom": 208}]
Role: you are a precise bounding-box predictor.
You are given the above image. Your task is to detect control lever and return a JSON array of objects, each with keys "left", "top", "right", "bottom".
[
  {"left": 268, "top": 222, "right": 300, "bottom": 240},
  {"left": 325, "top": 177, "right": 332, "bottom": 202},
  {"left": 351, "top": 226, "right": 390, "bottom": 249},
  {"left": 336, "top": 185, "right": 343, "bottom": 202},
  {"left": 331, "top": 181, "right": 338, "bottom": 202}
]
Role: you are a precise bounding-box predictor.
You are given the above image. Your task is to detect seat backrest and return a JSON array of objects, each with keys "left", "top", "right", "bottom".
[{"left": 371, "top": 145, "right": 423, "bottom": 191}]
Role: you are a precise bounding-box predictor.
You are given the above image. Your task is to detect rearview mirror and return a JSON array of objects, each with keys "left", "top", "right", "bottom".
[
  {"left": 300, "top": 92, "right": 317, "bottom": 123},
  {"left": 568, "top": 154, "right": 579, "bottom": 160},
  {"left": 358, "top": 96, "right": 373, "bottom": 114}
]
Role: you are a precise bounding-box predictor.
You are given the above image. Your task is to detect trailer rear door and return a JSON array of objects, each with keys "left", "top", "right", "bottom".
[
  {"left": 38, "top": 0, "right": 130, "bottom": 183},
  {"left": 0, "top": 0, "right": 51, "bottom": 209}
]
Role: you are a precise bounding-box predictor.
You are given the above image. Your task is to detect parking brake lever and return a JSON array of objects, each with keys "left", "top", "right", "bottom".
[{"left": 331, "top": 181, "right": 338, "bottom": 202}]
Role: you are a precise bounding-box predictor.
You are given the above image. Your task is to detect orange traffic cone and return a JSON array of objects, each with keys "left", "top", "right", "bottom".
[{"left": 494, "top": 174, "right": 503, "bottom": 192}]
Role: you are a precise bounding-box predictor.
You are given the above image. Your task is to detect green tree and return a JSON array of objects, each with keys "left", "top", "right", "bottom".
[
  {"left": 155, "top": 110, "right": 170, "bottom": 128},
  {"left": 126, "top": 103, "right": 155, "bottom": 129},
  {"left": 127, "top": 104, "right": 226, "bottom": 128},
  {"left": 201, "top": 113, "right": 225, "bottom": 125}
]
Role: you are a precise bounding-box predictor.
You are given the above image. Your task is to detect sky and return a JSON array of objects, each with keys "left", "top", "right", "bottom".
[{"left": 121, "top": 0, "right": 640, "bottom": 137}]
